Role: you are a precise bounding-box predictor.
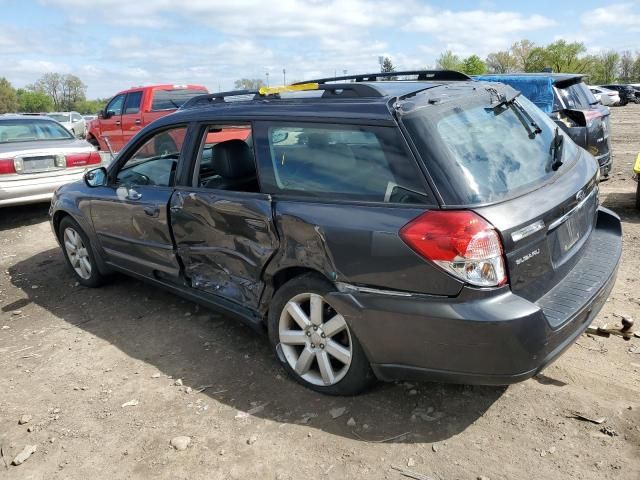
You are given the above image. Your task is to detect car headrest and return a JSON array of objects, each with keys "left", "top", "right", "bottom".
[{"left": 212, "top": 140, "right": 255, "bottom": 179}]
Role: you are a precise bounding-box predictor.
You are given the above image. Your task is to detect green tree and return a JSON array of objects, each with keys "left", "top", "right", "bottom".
[
  {"left": 542, "top": 40, "right": 589, "bottom": 73},
  {"left": 633, "top": 55, "right": 640, "bottom": 82},
  {"left": 381, "top": 57, "right": 395, "bottom": 73},
  {"left": 32, "top": 73, "right": 87, "bottom": 110},
  {"left": 462, "top": 55, "right": 487, "bottom": 75},
  {"left": 17, "top": 89, "right": 53, "bottom": 112},
  {"left": 436, "top": 50, "right": 463, "bottom": 71},
  {"left": 73, "top": 98, "right": 106, "bottom": 115},
  {"left": 510, "top": 40, "right": 539, "bottom": 72},
  {"left": 619, "top": 51, "right": 634, "bottom": 82},
  {"left": 0, "top": 77, "right": 18, "bottom": 114},
  {"left": 598, "top": 50, "right": 620, "bottom": 83},
  {"left": 233, "top": 78, "right": 265, "bottom": 90},
  {"left": 486, "top": 51, "right": 517, "bottom": 73},
  {"left": 380, "top": 57, "right": 396, "bottom": 80}
]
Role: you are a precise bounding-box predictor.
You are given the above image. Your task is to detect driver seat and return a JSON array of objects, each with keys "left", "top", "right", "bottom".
[{"left": 203, "top": 140, "right": 258, "bottom": 192}]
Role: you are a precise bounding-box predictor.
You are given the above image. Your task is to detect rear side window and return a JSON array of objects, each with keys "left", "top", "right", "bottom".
[
  {"left": 556, "top": 82, "right": 597, "bottom": 109},
  {"left": 151, "top": 89, "right": 206, "bottom": 111},
  {"left": 256, "top": 123, "right": 430, "bottom": 204},
  {"left": 124, "top": 91, "right": 143, "bottom": 114}
]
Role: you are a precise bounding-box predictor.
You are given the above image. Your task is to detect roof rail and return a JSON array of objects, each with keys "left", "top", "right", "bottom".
[
  {"left": 180, "top": 83, "right": 384, "bottom": 110},
  {"left": 180, "top": 89, "right": 260, "bottom": 110},
  {"left": 294, "top": 70, "right": 471, "bottom": 85}
]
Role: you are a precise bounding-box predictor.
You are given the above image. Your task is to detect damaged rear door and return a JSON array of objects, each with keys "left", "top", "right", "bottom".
[
  {"left": 169, "top": 124, "right": 278, "bottom": 310},
  {"left": 170, "top": 190, "right": 278, "bottom": 308}
]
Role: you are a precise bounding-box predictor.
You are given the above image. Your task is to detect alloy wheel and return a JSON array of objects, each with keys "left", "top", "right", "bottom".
[
  {"left": 278, "top": 292, "right": 352, "bottom": 386},
  {"left": 63, "top": 227, "right": 92, "bottom": 280}
]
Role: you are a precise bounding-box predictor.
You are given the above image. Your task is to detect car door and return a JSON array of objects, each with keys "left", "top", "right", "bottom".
[
  {"left": 121, "top": 90, "right": 144, "bottom": 147},
  {"left": 90, "top": 124, "right": 191, "bottom": 279},
  {"left": 101, "top": 94, "right": 125, "bottom": 151},
  {"left": 169, "top": 123, "right": 278, "bottom": 310}
]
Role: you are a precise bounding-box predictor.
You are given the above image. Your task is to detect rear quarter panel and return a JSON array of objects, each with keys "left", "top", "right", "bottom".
[{"left": 265, "top": 200, "right": 464, "bottom": 296}]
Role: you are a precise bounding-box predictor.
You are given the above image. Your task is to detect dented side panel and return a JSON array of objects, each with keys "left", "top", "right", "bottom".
[
  {"left": 170, "top": 190, "right": 278, "bottom": 309},
  {"left": 264, "top": 201, "right": 464, "bottom": 297}
]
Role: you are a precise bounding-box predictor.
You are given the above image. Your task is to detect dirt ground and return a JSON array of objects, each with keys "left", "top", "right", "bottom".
[{"left": 1, "top": 106, "right": 639, "bottom": 480}]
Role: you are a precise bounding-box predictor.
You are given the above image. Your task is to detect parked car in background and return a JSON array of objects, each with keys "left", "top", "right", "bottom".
[
  {"left": 476, "top": 73, "right": 613, "bottom": 177},
  {"left": 50, "top": 72, "right": 621, "bottom": 395},
  {"left": 589, "top": 86, "right": 620, "bottom": 106},
  {"left": 599, "top": 84, "right": 638, "bottom": 106},
  {"left": 86, "top": 84, "right": 208, "bottom": 153},
  {"left": 629, "top": 85, "right": 640, "bottom": 103},
  {"left": 0, "top": 114, "right": 101, "bottom": 207},
  {"left": 47, "top": 112, "right": 86, "bottom": 138}
]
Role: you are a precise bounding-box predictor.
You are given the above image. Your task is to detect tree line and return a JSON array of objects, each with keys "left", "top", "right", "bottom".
[
  {"left": 0, "top": 73, "right": 106, "bottom": 115},
  {"left": 434, "top": 39, "right": 640, "bottom": 83}
]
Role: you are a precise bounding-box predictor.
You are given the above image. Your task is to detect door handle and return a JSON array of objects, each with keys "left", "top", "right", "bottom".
[
  {"left": 143, "top": 206, "right": 159, "bottom": 217},
  {"left": 115, "top": 120, "right": 121, "bottom": 126},
  {"left": 127, "top": 188, "right": 142, "bottom": 200},
  {"left": 135, "top": 119, "right": 141, "bottom": 125}
]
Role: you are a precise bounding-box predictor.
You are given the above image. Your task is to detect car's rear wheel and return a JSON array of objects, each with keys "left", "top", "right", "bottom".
[
  {"left": 268, "top": 274, "right": 374, "bottom": 395},
  {"left": 635, "top": 180, "right": 640, "bottom": 210},
  {"left": 59, "top": 217, "right": 105, "bottom": 287}
]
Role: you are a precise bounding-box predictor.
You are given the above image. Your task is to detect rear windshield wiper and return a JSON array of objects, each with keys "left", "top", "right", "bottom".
[
  {"left": 549, "top": 127, "right": 564, "bottom": 171},
  {"left": 486, "top": 89, "right": 542, "bottom": 139}
]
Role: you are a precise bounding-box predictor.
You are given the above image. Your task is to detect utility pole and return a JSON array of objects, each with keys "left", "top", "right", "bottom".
[
  {"left": 283, "top": 68, "right": 286, "bottom": 85},
  {"left": 265, "top": 72, "right": 269, "bottom": 87}
]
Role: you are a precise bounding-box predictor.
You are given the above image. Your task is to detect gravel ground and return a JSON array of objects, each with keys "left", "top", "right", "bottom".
[{"left": 1, "top": 105, "right": 639, "bottom": 480}]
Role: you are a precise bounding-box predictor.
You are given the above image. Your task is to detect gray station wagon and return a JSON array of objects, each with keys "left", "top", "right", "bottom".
[{"left": 49, "top": 71, "right": 622, "bottom": 395}]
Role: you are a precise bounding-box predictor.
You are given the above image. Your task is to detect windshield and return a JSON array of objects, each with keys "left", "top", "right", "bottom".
[
  {"left": 403, "top": 92, "right": 577, "bottom": 205},
  {"left": 0, "top": 119, "right": 74, "bottom": 143},
  {"left": 48, "top": 113, "right": 71, "bottom": 123}
]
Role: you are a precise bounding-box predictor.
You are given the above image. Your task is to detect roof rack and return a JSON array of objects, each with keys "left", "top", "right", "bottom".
[
  {"left": 294, "top": 70, "right": 471, "bottom": 85},
  {"left": 180, "top": 83, "right": 384, "bottom": 110}
]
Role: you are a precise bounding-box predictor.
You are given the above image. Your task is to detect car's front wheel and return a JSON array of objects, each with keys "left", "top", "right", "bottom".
[
  {"left": 268, "top": 274, "right": 374, "bottom": 395},
  {"left": 59, "top": 217, "right": 105, "bottom": 288}
]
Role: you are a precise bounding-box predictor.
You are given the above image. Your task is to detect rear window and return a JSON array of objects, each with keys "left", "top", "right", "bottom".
[
  {"left": 0, "top": 119, "right": 73, "bottom": 143},
  {"left": 403, "top": 93, "right": 577, "bottom": 205},
  {"left": 151, "top": 89, "right": 207, "bottom": 111},
  {"left": 556, "top": 81, "right": 597, "bottom": 109},
  {"left": 257, "top": 123, "right": 430, "bottom": 204}
]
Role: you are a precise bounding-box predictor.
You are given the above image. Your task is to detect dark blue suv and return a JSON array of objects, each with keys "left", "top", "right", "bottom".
[{"left": 49, "top": 71, "right": 622, "bottom": 395}]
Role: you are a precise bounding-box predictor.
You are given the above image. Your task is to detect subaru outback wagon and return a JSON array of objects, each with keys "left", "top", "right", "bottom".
[{"left": 50, "top": 71, "right": 622, "bottom": 395}]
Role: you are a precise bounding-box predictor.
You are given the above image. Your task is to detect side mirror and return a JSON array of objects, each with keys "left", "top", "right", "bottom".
[{"left": 84, "top": 166, "right": 107, "bottom": 188}]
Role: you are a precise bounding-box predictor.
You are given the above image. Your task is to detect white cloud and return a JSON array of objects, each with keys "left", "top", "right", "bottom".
[
  {"left": 44, "top": 0, "right": 406, "bottom": 37},
  {"left": 405, "top": 8, "right": 555, "bottom": 57},
  {"left": 581, "top": 2, "right": 640, "bottom": 31}
]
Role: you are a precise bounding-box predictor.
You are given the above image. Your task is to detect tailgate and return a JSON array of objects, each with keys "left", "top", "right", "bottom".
[{"left": 475, "top": 150, "right": 600, "bottom": 304}]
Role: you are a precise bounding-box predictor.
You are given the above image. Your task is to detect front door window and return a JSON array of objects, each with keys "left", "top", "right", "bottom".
[{"left": 116, "top": 127, "right": 187, "bottom": 188}]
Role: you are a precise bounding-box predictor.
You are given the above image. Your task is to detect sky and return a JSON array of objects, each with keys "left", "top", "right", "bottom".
[{"left": 0, "top": 0, "right": 639, "bottom": 98}]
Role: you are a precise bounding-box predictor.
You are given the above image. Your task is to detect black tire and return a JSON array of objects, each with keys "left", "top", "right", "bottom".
[
  {"left": 58, "top": 216, "right": 106, "bottom": 288},
  {"left": 267, "top": 273, "right": 375, "bottom": 395},
  {"left": 636, "top": 181, "right": 640, "bottom": 211}
]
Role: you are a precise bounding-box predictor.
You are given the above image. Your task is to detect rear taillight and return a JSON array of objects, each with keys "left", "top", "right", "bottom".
[
  {"left": 0, "top": 158, "right": 16, "bottom": 175},
  {"left": 400, "top": 210, "right": 507, "bottom": 287},
  {"left": 65, "top": 151, "right": 101, "bottom": 168},
  {"left": 584, "top": 110, "right": 602, "bottom": 125}
]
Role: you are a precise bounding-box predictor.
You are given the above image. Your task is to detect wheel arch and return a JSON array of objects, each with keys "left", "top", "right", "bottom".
[{"left": 258, "top": 266, "right": 335, "bottom": 317}]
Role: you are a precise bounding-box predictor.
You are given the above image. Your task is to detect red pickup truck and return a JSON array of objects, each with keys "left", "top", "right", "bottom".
[{"left": 86, "top": 84, "right": 208, "bottom": 153}]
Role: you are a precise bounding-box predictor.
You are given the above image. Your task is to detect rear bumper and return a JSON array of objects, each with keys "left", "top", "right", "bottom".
[
  {"left": 329, "top": 207, "right": 622, "bottom": 385},
  {"left": 0, "top": 171, "right": 85, "bottom": 207}
]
